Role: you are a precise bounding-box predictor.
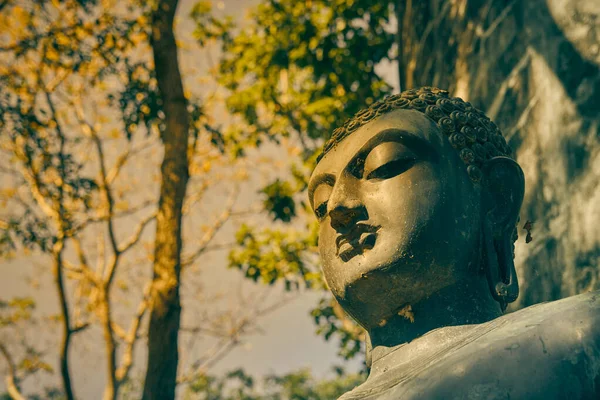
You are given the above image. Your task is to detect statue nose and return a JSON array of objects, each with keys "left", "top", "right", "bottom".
[
  {"left": 329, "top": 204, "right": 366, "bottom": 232},
  {"left": 327, "top": 177, "right": 366, "bottom": 231}
]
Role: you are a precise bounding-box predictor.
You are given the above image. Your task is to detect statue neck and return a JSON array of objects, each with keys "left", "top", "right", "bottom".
[{"left": 367, "top": 278, "right": 502, "bottom": 367}]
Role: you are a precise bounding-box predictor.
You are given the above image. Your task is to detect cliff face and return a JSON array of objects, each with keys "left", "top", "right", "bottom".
[{"left": 401, "top": 0, "right": 600, "bottom": 308}]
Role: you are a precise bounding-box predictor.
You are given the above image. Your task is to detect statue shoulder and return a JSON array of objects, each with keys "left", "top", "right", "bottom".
[
  {"left": 356, "top": 291, "right": 600, "bottom": 400},
  {"left": 505, "top": 288, "right": 600, "bottom": 334},
  {"left": 425, "top": 290, "right": 600, "bottom": 399}
]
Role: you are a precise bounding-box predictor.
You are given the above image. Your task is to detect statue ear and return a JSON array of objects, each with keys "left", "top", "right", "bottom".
[
  {"left": 481, "top": 156, "right": 525, "bottom": 308},
  {"left": 481, "top": 156, "right": 525, "bottom": 234}
]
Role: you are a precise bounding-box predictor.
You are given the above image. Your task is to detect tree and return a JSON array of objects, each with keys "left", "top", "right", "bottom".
[
  {"left": 208, "top": 0, "right": 600, "bottom": 365},
  {"left": 0, "top": 3, "right": 150, "bottom": 398},
  {"left": 0, "top": 1, "right": 291, "bottom": 399},
  {"left": 142, "top": 1, "right": 190, "bottom": 398},
  {"left": 198, "top": 0, "right": 398, "bottom": 364},
  {"left": 184, "top": 367, "right": 364, "bottom": 400}
]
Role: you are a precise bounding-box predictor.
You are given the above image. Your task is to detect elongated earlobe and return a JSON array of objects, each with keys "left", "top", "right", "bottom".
[
  {"left": 482, "top": 216, "right": 519, "bottom": 310},
  {"left": 481, "top": 156, "right": 524, "bottom": 309}
]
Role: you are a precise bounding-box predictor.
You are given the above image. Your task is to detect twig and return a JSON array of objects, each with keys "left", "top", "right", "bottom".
[
  {"left": 486, "top": 48, "right": 533, "bottom": 120},
  {"left": 475, "top": 0, "right": 516, "bottom": 40},
  {"left": 504, "top": 92, "right": 540, "bottom": 142},
  {"left": 0, "top": 343, "right": 26, "bottom": 400},
  {"left": 181, "top": 186, "right": 238, "bottom": 267},
  {"left": 118, "top": 212, "right": 157, "bottom": 253},
  {"left": 116, "top": 284, "right": 150, "bottom": 383},
  {"left": 105, "top": 141, "right": 155, "bottom": 185},
  {"left": 178, "top": 292, "right": 299, "bottom": 383}
]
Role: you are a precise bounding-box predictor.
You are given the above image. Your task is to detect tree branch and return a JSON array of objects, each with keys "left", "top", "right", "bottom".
[
  {"left": 118, "top": 212, "right": 157, "bottom": 254},
  {"left": 178, "top": 292, "right": 299, "bottom": 384},
  {"left": 115, "top": 284, "right": 150, "bottom": 384},
  {"left": 475, "top": 0, "right": 516, "bottom": 40},
  {"left": 105, "top": 141, "right": 155, "bottom": 185},
  {"left": 486, "top": 47, "right": 533, "bottom": 120},
  {"left": 43, "top": 88, "right": 76, "bottom": 400},
  {"left": 73, "top": 199, "right": 155, "bottom": 234},
  {"left": 182, "top": 186, "right": 238, "bottom": 267},
  {"left": 0, "top": 343, "right": 26, "bottom": 400}
]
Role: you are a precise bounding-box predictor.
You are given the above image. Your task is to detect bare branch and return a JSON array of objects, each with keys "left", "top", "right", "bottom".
[
  {"left": 475, "top": 0, "right": 516, "bottom": 40},
  {"left": 178, "top": 291, "right": 299, "bottom": 383},
  {"left": 486, "top": 47, "right": 533, "bottom": 120},
  {"left": 191, "top": 241, "right": 236, "bottom": 255},
  {"left": 105, "top": 141, "right": 155, "bottom": 185},
  {"left": 71, "top": 323, "right": 90, "bottom": 334},
  {"left": 118, "top": 212, "right": 157, "bottom": 254},
  {"left": 72, "top": 238, "right": 101, "bottom": 284},
  {"left": 115, "top": 284, "right": 150, "bottom": 383},
  {"left": 43, "top": 87, "right": 76, "bottom": 400},
  {"left": 179, "top": 325, "right": 229, "bottom": 338},
  {"left": 505, "top": 93, "right": 540, "bottom": 142},
  {"left": 0, "top": 343, "right": 26, "bottom": 400},
  {"left": 415, "top": 1, "right": 451, "bottom": 57},
  {"left": 111, "top": 322, "right": 128, "bottom": 342},
  {"left": 16, "top": 163, "right": 59, "bottom": 222},
  {"left": 73, "top": 198, "right": 155, "bottom": 234},
  {"left": 182, "top": 187, "right": 239, "bottom": 267},
  {"left": 73, "top": 99, "right": 120, "bottom": 283}
]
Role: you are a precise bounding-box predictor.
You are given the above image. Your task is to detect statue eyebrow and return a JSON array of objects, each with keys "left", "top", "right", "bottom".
[{"left": 353, "top": 128, "right": 439, "bottom": 166}]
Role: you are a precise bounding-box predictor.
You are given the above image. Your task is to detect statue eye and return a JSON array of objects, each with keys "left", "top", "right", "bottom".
[
  {"left": 315, "top": 201, "right": 328, "bottom": 220},
  {"left": 312, "top": 185, "right": 332, "bottom": 220},
  {"left": 365, "top": 158, "right": 416, "bottom": 180},
  {"left": 363, "top": 142, "right": 418, "bottom": 181}
]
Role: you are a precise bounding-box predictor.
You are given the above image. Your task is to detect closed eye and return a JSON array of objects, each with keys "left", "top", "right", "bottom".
[{"left": 366, "top": 158, "right": 416, "bottom": 181}]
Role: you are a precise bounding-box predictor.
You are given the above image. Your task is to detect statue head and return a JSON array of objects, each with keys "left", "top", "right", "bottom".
[{"left": 308, "top": 87, "right": 525, "bottom": 330}]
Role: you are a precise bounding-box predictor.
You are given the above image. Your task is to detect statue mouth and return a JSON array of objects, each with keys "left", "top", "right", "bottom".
[{"left": 335, "top": 224, "right": 380, "bottom": 262}]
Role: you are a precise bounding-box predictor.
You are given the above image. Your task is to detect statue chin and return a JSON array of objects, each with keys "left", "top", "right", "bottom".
[{"left": 333, "top": 258, "right": 458, "bottom": 330}]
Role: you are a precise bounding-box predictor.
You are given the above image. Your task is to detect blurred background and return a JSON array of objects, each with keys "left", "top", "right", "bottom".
[{"left": 0, "top": 0, "right": 598, "bottom": 399}]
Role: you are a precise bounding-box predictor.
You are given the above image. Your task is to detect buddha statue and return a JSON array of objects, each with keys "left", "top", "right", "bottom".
[{"left": 308, "top": 87, "right": 600, "bottom": 399}]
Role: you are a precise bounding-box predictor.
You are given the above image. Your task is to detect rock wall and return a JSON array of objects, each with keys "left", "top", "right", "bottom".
[{"left": 402, "top": 0, "right": 600, "bottom": 308}]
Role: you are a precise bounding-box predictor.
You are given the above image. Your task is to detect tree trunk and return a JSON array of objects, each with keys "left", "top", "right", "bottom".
[
  {"left": 142, "top": 0, "right": 190, "bottom": 398},
  {"left": 399, "top": 0, "right": 600, "bottom": 308}
]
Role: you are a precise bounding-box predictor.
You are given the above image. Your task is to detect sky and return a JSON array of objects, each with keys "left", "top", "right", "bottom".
[{"left": 0, "top": 0, "right": 399, "bottom": 397}]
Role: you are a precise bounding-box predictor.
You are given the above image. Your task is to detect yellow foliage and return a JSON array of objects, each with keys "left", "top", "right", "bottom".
[
  {"left": 46, "top": 48, "right": 60, "bottom": 62},
  {"left": 115, "top": 200, "right": 129, "bottom": 211},
  {"left": 0, "top": 188, "right": 17, "bottom": 198},
  {"left": 12, "top": 6, "right": 28, "bottom": 27},
  {"left": 56, "top": 33, "right": 70, "bottom": 46}
]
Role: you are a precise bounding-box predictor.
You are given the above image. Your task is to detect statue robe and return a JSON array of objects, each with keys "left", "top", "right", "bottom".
[{"left": 340, "top": 290, "right": 600, "bottom": 400}]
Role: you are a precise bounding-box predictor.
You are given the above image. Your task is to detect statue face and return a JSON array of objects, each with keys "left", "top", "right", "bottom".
[{"left": 309, "top": 109, "right": 482, "bottom": 328}]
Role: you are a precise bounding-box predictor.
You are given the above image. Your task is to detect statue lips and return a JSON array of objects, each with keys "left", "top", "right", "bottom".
[{"left": 335, "top": 224, "right": 380, "bottom": 262}]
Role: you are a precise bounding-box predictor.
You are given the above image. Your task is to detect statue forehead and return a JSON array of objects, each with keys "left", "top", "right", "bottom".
[{"left": 311, "top": 109, "right": 444, "bottom": 178}]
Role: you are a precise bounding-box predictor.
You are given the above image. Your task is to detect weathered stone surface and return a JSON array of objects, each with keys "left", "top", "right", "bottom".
[
  {"left": 339, "top": 290, "right": 600, "bottom": 400},
  {"left": 401, "top": 0, "right": 600, "bottom": 308}
]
